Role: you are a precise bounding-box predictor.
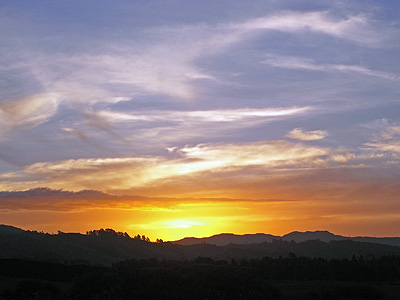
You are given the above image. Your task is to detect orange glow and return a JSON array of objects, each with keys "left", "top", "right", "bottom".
[
  {"left": 3, "top": 193, "right": 400, "bottom": 241},
  {"left": 1, "top": 145, "right": 399, "bottom": 240}
]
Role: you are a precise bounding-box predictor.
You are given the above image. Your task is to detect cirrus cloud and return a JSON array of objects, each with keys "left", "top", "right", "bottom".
[
  {"left": 0, "top": 93, "right": 58, "bottom": 131},
  {"left": 0, "top": 140, "right": 329, "bottom": 194},
  {"left": 263, "top": 54, "right": 397, "bottom": 80}
]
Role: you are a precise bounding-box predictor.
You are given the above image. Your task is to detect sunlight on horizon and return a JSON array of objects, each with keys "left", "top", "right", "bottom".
[
  {"left": 3, "top": 197, "right": 400, "bottom": 241},
  {"left": 162, "top": 219, "right": 204, "bottom": 229}
]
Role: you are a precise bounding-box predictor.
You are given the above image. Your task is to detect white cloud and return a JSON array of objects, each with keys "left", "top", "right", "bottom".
[
  {"left": 68, "top": 107, "right": 310, "bottom": 148},
  {"left": 179, "top": 141, "right": 328, "bottom": 168},
  {"left": 263, "top": 54, "right": 397, "bottom": 80},
  {"left": 3, "top": 140, "right": 328, "bottom": 192},
  {"left": 285, "top": 128, "right": 327, "bottom": 141},
  {"left": 93, "top": 107, "right": 309, "bottom": 123},
  {"left": 0, "top": 9, "right": 390, "bottom": 140},
  {"left": 0, "top": 93, "right": 58, "bottom": 131},
  {"left": 237, "top": 11, "right": 381, "bottom": 45},
  {"left": 365, "top": 124, "right": 400, "bottom": 154},
  {"left": 4, "top": 10, "right": 383, "bottom": 109}
]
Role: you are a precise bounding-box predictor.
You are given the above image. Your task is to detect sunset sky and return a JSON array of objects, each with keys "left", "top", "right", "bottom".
[{"left": 0, "top": 0, "right": 399, "bottom": 241}]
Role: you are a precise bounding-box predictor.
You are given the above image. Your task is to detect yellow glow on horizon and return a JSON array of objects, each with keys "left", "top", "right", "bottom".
[
  {"left": 3, "top": 190, "right": 400, "bottom": 241},
  {"left": 162, "top": 219, "right": 204, "bottom": 229}
]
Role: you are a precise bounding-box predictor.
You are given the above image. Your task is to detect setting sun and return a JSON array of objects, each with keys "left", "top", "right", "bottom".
[{"left": 162, "top": 219, "right": 204, "bottom": 229}]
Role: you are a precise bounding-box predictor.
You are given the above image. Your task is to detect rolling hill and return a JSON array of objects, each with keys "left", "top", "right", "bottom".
[{"left": 2, "top": 225, "right": 400, "bottom": 265}]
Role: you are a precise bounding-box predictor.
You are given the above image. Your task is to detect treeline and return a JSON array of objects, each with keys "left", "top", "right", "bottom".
[
  {"left": 5, "top": 226, "right": 400, "bottom": 265},
  {"left": 86, "top": 228, "right": 164, "bottom": 243},
  {"left": 1, "top": 255, "right": 400, "bottom": 299}
]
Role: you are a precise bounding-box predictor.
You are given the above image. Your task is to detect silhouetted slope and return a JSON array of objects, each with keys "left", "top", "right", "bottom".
[
  {"left": 0, "top": 225, "right": 185, "bottom": 265},
  {"left": 174, "top": 230, "right": 400, "bottom": 247},
  {"left": 176, "top": 233, "right": 278, "bottom": 246},
  {"left": 219, "top": 239, "right": 400, "bottom": 260},
  {"left": 2, "top": 225, "right": 400, "bottom": 265},
  {"left": 282, "top": 230, "right": 346, "bottom": 243},
  {"left": 0, "top": 224, "right": 24, "bottom": 236},
  {"left": 352, "top": 236, "right": 400, "bottom": 247}
]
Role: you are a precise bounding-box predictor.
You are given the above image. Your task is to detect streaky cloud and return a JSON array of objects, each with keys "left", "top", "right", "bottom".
[
  {"left": 0, "top": 93, "right": 58, "bottom": 131},
  {"left": 0, "top": 140, "right": 329, "bottom": 193},
  {"left": 179, "top": 141, "right": 327, "bottom": 167},
  {"left": 93, "top": 107, "right": 309, "bottom": 123},
  {"left": 1, "top": 10, "right": 385, "bottom": 119},
  {"left": 65, "top": 107, "right": 311, "bottom": 148},
  {"left": 263, "top": 54, "right": 397, "bottom": 80},
  {"left": 0, "top": 187, "right": 112, "bottom": 199},
  {"left": 0, "top": 187, "right": 299, "bottom": 212},
  {"left": 236, "top": 11, "right": 381, "bottom": 45}
]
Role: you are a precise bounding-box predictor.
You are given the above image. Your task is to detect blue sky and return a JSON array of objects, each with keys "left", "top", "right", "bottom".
[{"left": 0, "top": 0, "right": 399, "bottom": 237}]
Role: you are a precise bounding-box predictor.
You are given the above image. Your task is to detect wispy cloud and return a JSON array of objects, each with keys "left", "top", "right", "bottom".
[
  {"left": 1, "top": 10, "right": 385, "bottom": 130},
  {"left": 0, "top": 93, "right": 58, "bottom": 131},
  {"left": 60, "top": 107, "right": 310, "bottom": 148},
  {"left": 365, "top": 122, "right": 400, "bottom": 155},
  {"left": 2, "top": 136, "right": 391, "bottom": 199},
  {"left": 0, "top": 187, "right": 296, "bottom": 212},
  {"left": 178, "top": 141, "right": 327, "bottom": 167},
  {"left": 0, "top": 8, "right": 390, "bottom": 168},
  {"left": 237, "top": 11, "right": 381, "bottom": 45},
  {"left": 0, "top": 140, "right": 329, "bottom": 194},
  {"left": 0, "top": 187, "right": 176, "bottom": 211},
  {"left": 263, "top": 54, "right": 397, "bottom": 79},
  {"left": 93, "top": 107, "right": 309, "bottom": 123},
  {"left": 285, "top": 128, "right": 327, "bottom": 141}
]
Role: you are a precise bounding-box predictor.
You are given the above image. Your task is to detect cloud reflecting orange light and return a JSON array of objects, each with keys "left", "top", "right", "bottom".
[
  {"left": 1, "top": 179, "right": 400, "bottom": 241},
  {"left": 0, "top": 140, "right": 329, "bottom": 193},
  {"left": 1, "top": 132, "right": 399, "bottom": 240}
]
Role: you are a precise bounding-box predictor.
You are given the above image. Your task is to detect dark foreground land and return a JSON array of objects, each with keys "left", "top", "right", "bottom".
[
  {"left": 1, "top": 256, "right": 400, "bottom": 300},
  {"left": 2, "top": 226, "right": 400, "bottom": 299}
]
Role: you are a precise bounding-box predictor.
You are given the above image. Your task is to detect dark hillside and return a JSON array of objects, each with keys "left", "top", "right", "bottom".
[{"left": 2, "top": 225, "right": 400, "bottom": 264}]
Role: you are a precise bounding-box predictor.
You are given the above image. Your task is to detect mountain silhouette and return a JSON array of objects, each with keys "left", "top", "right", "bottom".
[
  {"left": 173, "top": 230, "right": 400, "bottom": 247},
  {"left": 3, "top": 224, "right": 400, "bottom": 265},
  {"left": 174, "top": 233, "right": 279, "bottom": 246}
]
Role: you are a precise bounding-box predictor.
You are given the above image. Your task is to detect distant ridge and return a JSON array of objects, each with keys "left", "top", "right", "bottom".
[
  {"left": 282, "top": 230, "right": 346, "bottom": 243},
  {"left": 3, "top": 224, "right": 400, "bottom": 264},
  {"left": 173, "top": 230, "right": 400, "bottom": 247},
  {"left": 175, "top": 233, "right": 279, "bottom": 246}
]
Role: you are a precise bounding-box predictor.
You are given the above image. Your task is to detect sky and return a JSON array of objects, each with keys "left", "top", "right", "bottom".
[{"left": 0, "top": 0, "right": 399, "bottom": 241}]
